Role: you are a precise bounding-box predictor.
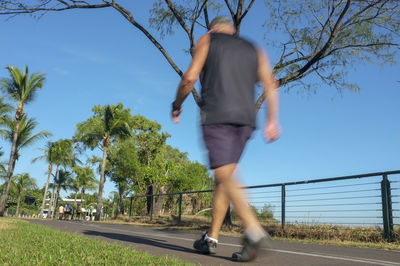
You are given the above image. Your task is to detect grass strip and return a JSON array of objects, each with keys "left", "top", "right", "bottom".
[{"left": 0, "top": 218, "right": 193, "bottom": 265}]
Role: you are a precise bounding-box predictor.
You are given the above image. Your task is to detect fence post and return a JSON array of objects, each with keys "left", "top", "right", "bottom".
[
  {"left": 150, "top": 195, "right": 153, "bottom": 221},
  {"left": 281, "top": 184, "right": 286, "bottom": 230},
  {"left": 129, "top": 197, "right": 133, "bottom": 217},
  {"left": 381, "top": 174, "right": 394, "bottom": 242},
  {"left": 178, "top": 193, "right": 183, "bottom": 223}
]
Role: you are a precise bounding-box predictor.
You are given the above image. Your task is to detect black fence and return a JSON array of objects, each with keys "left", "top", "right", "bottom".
[{"left": 126, "top": 170, "right": 400, "bottom": 241}]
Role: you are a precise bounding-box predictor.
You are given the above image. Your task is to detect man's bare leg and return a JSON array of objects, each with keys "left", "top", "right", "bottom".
[
  {"left": 207, "top": 167, "right": 231, "bottom": 239},
  {"left": 208, "top": 164, "right": 264, "bottom": 240}
]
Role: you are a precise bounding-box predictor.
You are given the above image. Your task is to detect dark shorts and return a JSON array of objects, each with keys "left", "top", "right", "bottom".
[{"left": 202, "top": 124, "right": 254, "bottom": 169}]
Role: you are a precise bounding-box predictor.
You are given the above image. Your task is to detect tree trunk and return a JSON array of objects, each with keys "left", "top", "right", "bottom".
[
  {"left": 153, "top": 185, "right": 167, "bottom": 216},
  {"left": 39, "top": 164, "right": 52, "bottom": 218},
  {"left": 95, "top": 143, "right": 108, "bottom": 221},
  {"left": 16, "top": 192, "right": 21, "bottom": 217},
  {"left": 111, "top": 201, "right": 116, "bottom": 218},
  {"left": 48, "top": 185, "right": 56, "bottom": 218},
  {"left": 118, "top": 185, "right": 124, "bottom": 215},
  {"left": 81, "top": 188, "right": 85, "bottom": 207},
  {"left": 48, "top": 164, "right": 60, "bottom": 219},
  {"left": 146, "top": 185, "right": 153, "bottom": 215},
  {"left": 55, "top": 186, "right": 61, "bottom": 211},
  {"left": 0, "top": 118, "right": 21, "bottom": 216},
  {"left": 74, "top": 191, "right": 78, "bottom": 207}
]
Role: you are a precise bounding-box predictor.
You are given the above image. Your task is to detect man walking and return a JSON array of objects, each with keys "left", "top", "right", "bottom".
[{"left": 171, "top": 17, "right": 280, "bottom": 262}]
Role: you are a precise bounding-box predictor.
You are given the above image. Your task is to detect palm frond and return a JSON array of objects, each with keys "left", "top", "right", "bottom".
[
  {"left": 0, "top": 98, "right": 13, "bottom": 123},
  {"left": 31, "top": 154, "right": 47, "bottom": 163},
  {"left": 20, "top": 130, "right": 52, "bottom": 149},
  {"left": 15, "top": 116, "right": 51, "bottom": 151},
  {"left": 1, "top": 65, "right": 45, "bottom": 105}
]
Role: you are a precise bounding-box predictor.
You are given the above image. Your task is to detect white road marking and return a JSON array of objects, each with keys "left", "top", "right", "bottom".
[
  {"left": 270, "top": 249, "right": 400, "bottom": 266},
  {"left": 64, "top": 221, "right": 400, "bottom": 266}
]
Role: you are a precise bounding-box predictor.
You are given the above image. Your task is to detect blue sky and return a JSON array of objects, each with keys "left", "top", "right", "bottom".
[{"left": 0, "top": 1, "right": 399, "bottom": 202}]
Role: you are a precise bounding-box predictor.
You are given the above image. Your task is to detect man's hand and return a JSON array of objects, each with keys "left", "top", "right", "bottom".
[
  {"left": 171, "top": 109, "right": 182, "bottom": 123},
  {"left": 171, "top": 101, "right": 182, "bottom": 123},
  {"left": 264, "top": 121, "right": 281, "bottom": 142}
]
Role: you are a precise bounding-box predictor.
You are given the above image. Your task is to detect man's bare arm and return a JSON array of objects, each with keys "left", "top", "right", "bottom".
[
  {"left": 172, "top": 34, "right": 210, "bottom": 120},
  {"left": 257, "top": 48, "right": 281, "bottom": 142}
]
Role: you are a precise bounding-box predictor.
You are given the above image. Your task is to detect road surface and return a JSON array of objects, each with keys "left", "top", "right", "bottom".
[{"left": 29, "top": 220, "right": 400, "bottom": 265}]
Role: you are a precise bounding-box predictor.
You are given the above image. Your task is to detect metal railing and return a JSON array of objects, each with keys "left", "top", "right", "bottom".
[{"left": 125, "top": 170, "right": 400, "bottom": 241}]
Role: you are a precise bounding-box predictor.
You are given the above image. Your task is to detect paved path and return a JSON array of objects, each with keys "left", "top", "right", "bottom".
[{"left": 29, "top": 220, "right": 400, "bottom": 265}]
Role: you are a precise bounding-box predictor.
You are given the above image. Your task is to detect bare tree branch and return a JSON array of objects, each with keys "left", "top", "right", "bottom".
[
  {"left": 223, "top": 0, "right": 235, "bottom": 19},
  {"left": 257, "top": 0, "right": 353, "bottom": 109},
  {"left": 284, "top": 0, "right": 352, "bottom": 84},
  {"left": 233, "top": 0, "right": 244, "bottom": 36},
  {"left": 203, "top": 1, "right": 210, "bottom": 29},
  {"left": 239, "top": 0, "right": 255, "bottom": 23},
  {"left": 189, "top": 0, "right": 209, "bottom": 55},
  {"left": 314, "top": 0, "right": 336, "bottom": 52},
  {"left": 236, "top": 0, "right": 244, "bottom": 18},
  {"left": 106, "top": 1, "right": 201, "bottom": 105},
  {"left": 341, "top": 0, "right": 386, "bottom": 28},
  {"left": 164, "top": 0, "right": 194, "bottom": 54},
  {"left": 0, "top": 1, "right": 110, "bottom": 15},
  {"left": 327, "top": 42, "right": 399, "bottom": 55}
]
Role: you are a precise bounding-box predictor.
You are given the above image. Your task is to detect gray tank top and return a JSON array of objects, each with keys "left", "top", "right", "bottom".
[{"left": 199, "top": 33, "right": 258, "bottom": 127}]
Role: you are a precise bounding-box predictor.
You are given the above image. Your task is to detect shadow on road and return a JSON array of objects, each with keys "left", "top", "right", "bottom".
[{"left": 83, "top": 230, "right": 234, "bottom": 262}]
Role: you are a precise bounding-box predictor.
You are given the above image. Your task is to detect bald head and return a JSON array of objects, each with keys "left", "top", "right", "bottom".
[{"left": 209, "top": 16, "right": 234, "bottom": 34}]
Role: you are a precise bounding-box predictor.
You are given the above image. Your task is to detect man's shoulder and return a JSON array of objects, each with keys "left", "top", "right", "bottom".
[
  {"left": 237, "top": 36, "right": 257, "bottom": 49},
  {"left": 212, "top": 33, "right": 256, "bottom": 49}
]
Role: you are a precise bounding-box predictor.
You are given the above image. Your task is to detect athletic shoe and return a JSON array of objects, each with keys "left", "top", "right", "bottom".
[
  {"left": 193, "top": 233, "right": 217, "bottom": 254},
  {"left": 232, "top": 234, "right": 271, "bottom": 262}
]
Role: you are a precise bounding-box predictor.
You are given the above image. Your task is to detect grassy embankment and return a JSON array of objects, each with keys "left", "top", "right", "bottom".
[
  {"left": 111, "top": 215, "right": 400, "bottom": 250},
  {"left": 0, "top": 218, "right": 193, "bottom": 265}
]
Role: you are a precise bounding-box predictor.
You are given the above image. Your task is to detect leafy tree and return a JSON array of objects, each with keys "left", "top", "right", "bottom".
[
  {"left": 165, "top": 150, "right": 213, "bottom": 215},
  {"left": 106, "top": 138, "right": 141, "bottom": 214},
  {"left": 0, "top": 65, "right": 46, "bottom": 216},
  {"left": 12, "top": 173, "right": 37, "bottom": 216},
  {"left": 132, "top": 115, "right": 170, "bottom": 168},
  {"left": 83, "top": 192, "right": 99, "bottom": 209},
  {"left": 130, "top": 115, "right": 170, "bottom": 214},
  {"left": 23, "top": 186, "right": 44, "bottom": 215},
  {"left": 0, "top": 115, "right": 51, "bottom": 215},
  {"left": 75, "top": 103, "right": 132, "bottom": 220}
]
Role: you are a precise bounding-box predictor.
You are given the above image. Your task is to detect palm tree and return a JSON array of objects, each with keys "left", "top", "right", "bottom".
[
  {"left": 75, "top": 103, "right": 132, "bottom": 220},
  {"left": 0, "top": 115, "right": 51, "bottom": 215},
  {"left": 0, "top": 65, "right": 46, "bottom": 216},
  {"left": 69, "top": 175, "right": 80, "bottom": 208},
  {"left": 54, "top": 169, "right": 72, "bottom": 210},
  {"left": 71, "top": 165, "right": 97, "bottom": 207},
  {"left": 32, "top": 141, "right": 58, "bottom": 218},
  {"left": 0, "top": 97, "right": 12, "bottom": 180},
  {"left": 12, "top": 173, "right": 37, "bottom": 216},
  {"left": 47, "top": 139, "right": 77, "bottom": 218}
]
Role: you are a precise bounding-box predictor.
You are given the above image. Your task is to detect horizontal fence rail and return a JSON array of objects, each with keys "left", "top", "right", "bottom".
[{"left": 120, "top": 170, "right": 400, "bottom": 242}]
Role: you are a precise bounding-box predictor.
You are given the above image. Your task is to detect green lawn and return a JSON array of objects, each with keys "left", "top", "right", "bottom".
[{"left": 0, "top": 218, "right": 193, "bottom": 265}]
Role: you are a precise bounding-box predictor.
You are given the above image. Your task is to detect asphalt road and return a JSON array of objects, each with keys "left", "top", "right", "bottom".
[{"left": 29, "top": 220, "right": 400, "bottom": 265}]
